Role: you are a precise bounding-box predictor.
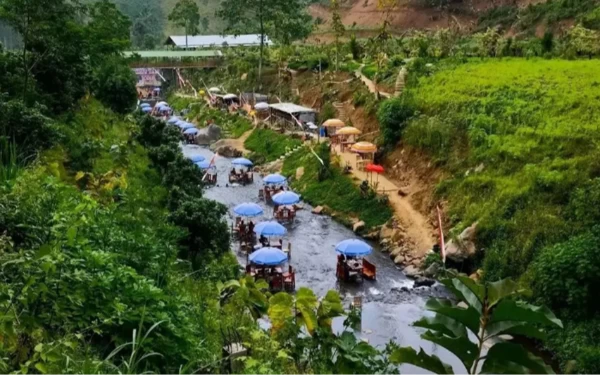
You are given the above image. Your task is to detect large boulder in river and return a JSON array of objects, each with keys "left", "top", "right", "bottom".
[
  {"left": 403, "top": 265, "right": 421, "bottom": 278},
  {"left": 353, "top": 221, "right": 365, "bottom": 233},
  {"left": 445, "top": 222, "right": 478, "bottom": 263},
  {"left": 196, "top": 124, "right": 222, "bottom": 145},
  {"left": 214, "top": 145, "right": 242, "bottom": 158}
]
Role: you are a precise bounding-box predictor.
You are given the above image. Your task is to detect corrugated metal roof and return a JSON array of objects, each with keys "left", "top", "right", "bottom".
[
  {"left": 166, "top": 34, "right": 272, "bottom": 48},
  {"left": 269, "top": 103, "right": 316, "bottom": 114},
  {"left": 124, "top": 50, "right": 223, "bottom": 58}
]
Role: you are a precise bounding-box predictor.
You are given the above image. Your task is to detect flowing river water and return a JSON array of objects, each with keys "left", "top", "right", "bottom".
[{"left": 182, "top": 144, "right": 462, "bottom": 372}]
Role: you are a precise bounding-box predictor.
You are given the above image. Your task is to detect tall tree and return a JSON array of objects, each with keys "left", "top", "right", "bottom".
[
  {"left": 85, "top": 0, "right": 132, "bottom": 61},
  {"left": 168, "top": 0, "right": 200, "bottom": 49},
  {"left": 218, "top": 0, "right": 312, "bottom": 85},
  {"left": 330, "top": 0, "right": 345, "bottom": 72},
  {"left": 0, "top": 0, "right": 82, "bottom": 101}
]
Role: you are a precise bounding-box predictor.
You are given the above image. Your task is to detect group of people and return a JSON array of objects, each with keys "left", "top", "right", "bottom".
[{"left": 237, "top": 219, "right": 255, "bottom": 239}]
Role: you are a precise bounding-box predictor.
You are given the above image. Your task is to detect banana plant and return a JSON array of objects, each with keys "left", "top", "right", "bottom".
[
  {"left": 268, "top": 287, "right": 345, "bottom": 335},
  {"left": 390, "top": 275, "right": 563, "bottom": 374},
  {"left": 217, "top": 276, "right": 269, "bottom": 320}
]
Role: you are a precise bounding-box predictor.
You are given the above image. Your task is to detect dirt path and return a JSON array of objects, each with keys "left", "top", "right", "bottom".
[
  {"left": 355, "top": 65, "right": 391, "bottom": 99},
  {"left": 211, "top": 128, "right": 255, "bottom": 154},
  {"left": 336, "top": 146, "right": 434, "bottom": 256}
]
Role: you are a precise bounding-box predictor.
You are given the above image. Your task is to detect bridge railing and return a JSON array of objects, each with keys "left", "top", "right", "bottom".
[{"left": 129, "top": 58, "right": 222, "bottom": 69}]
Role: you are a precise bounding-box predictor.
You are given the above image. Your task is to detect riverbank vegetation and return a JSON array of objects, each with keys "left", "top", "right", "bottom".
[
  {"left": 379, "top": 57, "right": 600, "bottom": 372},
  {"left": 282, "top": 143, "right": 393, "bottom": 229},
  {"left": 245, "top": 127, "right": 302, "bottom": 163}
]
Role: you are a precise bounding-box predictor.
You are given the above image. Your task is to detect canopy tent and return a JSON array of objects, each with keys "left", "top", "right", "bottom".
[
  {"left": 184, "top": 127, "right": 199, "bottom": 135},
  {"left": 323, "top": 118, "right": 345, "bottom": 128},
  {"left": 335, "top": 239, "right": 372, "bottom": 257},
  {"left": 232, "top": 158, "right": 253, "bottom": 167},
  {"left": 254, "top": 221, "right": 287, "bottom": 237},
  {"left": 336, "top": 126, "right": 362, "bottom": 136},
  {"left": 263, "top": 173, "right": 287, "bottom": 185},
  {"left": 272, "top": 191, "right": 300, "bottom": 205},
  {"left": 249, "top": 247, "right": 288, "bottom": 266},
  {"left": 187, "top": 154, "right": 205, "bottom": 163},
  {"left": 233, "top": 202, "right": 264, "bottom": 217}
]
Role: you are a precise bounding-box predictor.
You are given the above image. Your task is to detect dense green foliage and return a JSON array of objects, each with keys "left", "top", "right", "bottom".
[
  {"left": 393, "top": 58, "right": 600, "bottom": 372},
  {"left": 377, "top": 95, "right": 415, "bottom": 147},
  {"left": 391, "top": 275, "right": 562, "bottom": 374},
  {"left": 245, "top": 128, "right": 302, "bottom": 163},
  {"left": 282, "top": 143, "right": 393, "bottom": 229},
  {"left": 92, "top": 57, "right": 138, "bottom": 114}
]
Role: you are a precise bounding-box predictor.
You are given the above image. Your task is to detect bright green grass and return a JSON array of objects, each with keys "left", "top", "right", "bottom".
[
  {"left": 282, "top": 146, "right": 393, "bottom": 229},
  {"left": 244, "top": 128, "right": 302, "bottom": 163},
  {"left": 403, "top": 58, "right": 600, "bottom": 279}
]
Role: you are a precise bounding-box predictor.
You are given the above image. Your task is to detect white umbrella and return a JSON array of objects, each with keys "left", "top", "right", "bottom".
[
  {"left": 208, "top": 87, "right": 221, "bottom": 93},
  {"left": 223, "top": 94, "right": 237, "bottom": 100}
]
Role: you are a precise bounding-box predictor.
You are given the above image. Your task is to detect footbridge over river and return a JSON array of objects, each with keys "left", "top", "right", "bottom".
[{"left": 124, "top": 50, "right": 223, "bottom": 69}]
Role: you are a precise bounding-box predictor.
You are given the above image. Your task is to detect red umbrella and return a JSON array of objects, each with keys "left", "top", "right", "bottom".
[{"left": 366, "top": 164, "right": 384, "bottom": 173}]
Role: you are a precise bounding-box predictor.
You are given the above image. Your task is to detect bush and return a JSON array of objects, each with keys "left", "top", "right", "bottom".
[
  {"left": 0, "top": 98, "right": 57, "bottom": 160},
  {"left": 319, "top": 102, "right": 337, "bottom": 123},
  {"left": 92, "top": 57, "right": 138, "bottom": 114},
  {"left": 376, "top": 95, "right": 415, "bottom": 147},
  {"left": 244, "top": 128, "right": 302, "bottom": 162},
  {"left": 531, "top": 231, "right": 600, "bottom": 319}
]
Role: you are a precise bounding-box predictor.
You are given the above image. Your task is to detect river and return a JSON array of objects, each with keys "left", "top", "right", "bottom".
[{"left": 182, "top": 144, "right": 462, "bottom": 373}]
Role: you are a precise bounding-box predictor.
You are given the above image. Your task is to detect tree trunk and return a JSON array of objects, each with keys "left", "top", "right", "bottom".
[{"left": 259, "top": 0, "right": 264, "bottom": 86}]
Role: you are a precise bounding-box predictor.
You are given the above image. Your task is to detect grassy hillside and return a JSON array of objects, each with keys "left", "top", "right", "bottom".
[{"left": 402, "top": 58, "right": 600, "bottom": 371}]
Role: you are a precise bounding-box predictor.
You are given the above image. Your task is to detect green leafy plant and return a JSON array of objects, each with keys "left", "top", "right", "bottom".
[{"left": 390, "top": 275, "right": 563, "bottom": 374}]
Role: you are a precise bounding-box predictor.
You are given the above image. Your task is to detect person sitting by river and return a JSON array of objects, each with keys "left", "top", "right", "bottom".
[
  {"left": 248, "top": 221, "right": 255, "bottom": 236},
  {"left": 259, "top": 234, "right": 268, "bottom": 247},
  {"left": 238, "top": 220, "right": 246, "bottom": 236}
]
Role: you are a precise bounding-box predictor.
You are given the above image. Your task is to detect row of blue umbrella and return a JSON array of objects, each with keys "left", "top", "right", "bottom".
[
  {"left": 139, "top": 102, "right": 171, "bottom": 113},
  {"left": 248, "top": 238, "right": 372, "bottom": 266}
]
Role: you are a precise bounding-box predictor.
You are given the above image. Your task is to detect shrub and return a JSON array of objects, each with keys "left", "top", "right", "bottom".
[
  {"left": 531, "top": 231, "right": 600, "bottom": 319},
  {"left": 319, "top": 102, "right": 337, "bottom": 123},
  {"left": 376, "top": 95, "right": 415, "bottom": 147},
  {"left": 92, "top": 57, "right": 138, "bottom": 114},
  {"left": 0, "top": 98, "right": 57, "bottom": 160}
]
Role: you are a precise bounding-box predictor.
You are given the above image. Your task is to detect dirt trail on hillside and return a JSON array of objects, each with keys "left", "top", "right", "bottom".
[
  {"left": 336, "top": 147, "right": 435, "bottom": 256},
  {"left": 355, "top": 65, "right": 391, "bottom": 98},
  {"left": 211, "top": 128, "right": 254, "bottom": 154}
]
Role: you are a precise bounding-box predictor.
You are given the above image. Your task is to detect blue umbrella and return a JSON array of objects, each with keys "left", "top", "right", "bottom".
[
  {"left": 175, "top": 120, "right": 187, "bottom": 126},
  {"left": 249, "top": 247, "right": 288, "bottom": 266},
  {"left": 335, "top": 239, "right": 372, "bottom": 257},
  {"left": 187, "top": 154, "right": 205, "bottom": 163},
  {"left": 140, "top": 103, "right": 151, "bottom": 108},
  {"left": 272, "top": 191, "right": 300, "bottom": 205},
  {"left": 180, "top": 123, "right": 195, "bottom": 130},
  {"left": 195, "top": 160, "right": 213, "bottom": 170},
  {"left": 254, "top": 221, "right": 287, "bottom": 237},
  {"left": 233, "top": 202, "right": 263, "bottom": 217},
  {"left": 141, "top": 107, "right": 152, "bottom": 113},
  {"left": 167, "top": 117, "right": 180, "bottom": 124},
  {"left": 184, "top": 127, "right": 199, "bottom": 135},
  {"left": 232, "top": 158, "right": 253, "bottom": 167},
  {"left": 263, "top": 173, "right": 287, "bottom": 185}
]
